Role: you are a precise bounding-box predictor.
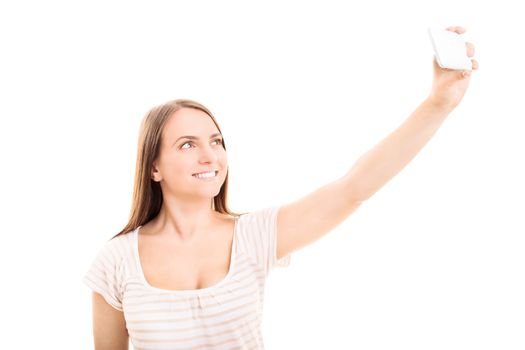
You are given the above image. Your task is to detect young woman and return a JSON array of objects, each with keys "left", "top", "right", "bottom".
[{"left": 84, "top": 26, "right": 478, "bottom": 350}]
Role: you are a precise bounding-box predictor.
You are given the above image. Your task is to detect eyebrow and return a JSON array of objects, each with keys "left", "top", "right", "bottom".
[{"left": 173, "top": 133, "right": 222, "bottom": 146}]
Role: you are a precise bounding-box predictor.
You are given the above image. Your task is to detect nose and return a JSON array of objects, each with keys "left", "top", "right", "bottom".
[{"left": 198, "top": 144, "right": 218, "bottom": 164}]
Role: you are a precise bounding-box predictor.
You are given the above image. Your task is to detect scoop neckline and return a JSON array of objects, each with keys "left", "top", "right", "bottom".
[{"left": 133, "top": 216, "right": 240, "bottom": 295}]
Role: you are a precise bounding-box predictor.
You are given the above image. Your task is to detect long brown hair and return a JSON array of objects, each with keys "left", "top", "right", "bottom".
[{"left": 113, "top": 99, "right": 241, "bottom": 239}]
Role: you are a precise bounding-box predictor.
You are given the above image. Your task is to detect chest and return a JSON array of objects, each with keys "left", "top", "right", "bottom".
[{"left": 138, "top": 227, "right": 235, "bottom": 291}]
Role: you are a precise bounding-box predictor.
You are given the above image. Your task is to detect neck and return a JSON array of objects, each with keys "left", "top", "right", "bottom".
[{"left": 148, "top": 196, "right": 220, "bottom": 241}]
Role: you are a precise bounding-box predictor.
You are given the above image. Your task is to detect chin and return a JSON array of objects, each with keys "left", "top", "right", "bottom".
[{"left": 196, "top": 186, "right": 222, "bottom": 198}]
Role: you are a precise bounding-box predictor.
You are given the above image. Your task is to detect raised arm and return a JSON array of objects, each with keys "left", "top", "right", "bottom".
[
  {"left": 341, "top": 26, "right": 478, "bottom": 202},
  {"left": 276, "top": 26, "right": 478, "bottom": 260}
]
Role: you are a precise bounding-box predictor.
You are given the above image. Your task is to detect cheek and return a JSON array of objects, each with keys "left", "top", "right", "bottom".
[
  {"left": 218, "top": 152, "right": 228, "bottom": 169},
  {"left": 160, "top": 154, "right": 192, "bottom": 177},
  {"left": 219, "top": 150, "right": 227, "bottom": 162}
]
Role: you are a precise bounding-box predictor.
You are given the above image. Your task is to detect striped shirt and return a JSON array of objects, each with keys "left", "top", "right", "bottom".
[{"left": 83, "top": 206, "right": 291, "bottom": 350}]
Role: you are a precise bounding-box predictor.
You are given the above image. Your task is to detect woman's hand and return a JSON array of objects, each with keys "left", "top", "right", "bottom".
[{"left": 428, "top": 26, "right": 479, "bottom": 111}]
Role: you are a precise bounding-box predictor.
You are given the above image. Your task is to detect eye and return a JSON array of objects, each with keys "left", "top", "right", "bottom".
[
  {"left": 180, "top": 139, "right": 223, "bottom": 150},
  {"left": 180, "top": 142, "right": 193, "bottom": 149}
]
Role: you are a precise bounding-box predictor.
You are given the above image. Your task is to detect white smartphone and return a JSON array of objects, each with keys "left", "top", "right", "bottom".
[{"left": 428, "top": 27, "right": 472, "bottom": 71}]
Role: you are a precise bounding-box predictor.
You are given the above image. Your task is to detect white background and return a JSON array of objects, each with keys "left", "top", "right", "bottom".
[{"left": 1, "top": 1, "right": 524, "bottom": 349}]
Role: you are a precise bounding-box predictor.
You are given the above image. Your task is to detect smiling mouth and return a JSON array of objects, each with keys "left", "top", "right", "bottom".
[{"left": 192, "top": 170, "right": 218, "bottom": 179}]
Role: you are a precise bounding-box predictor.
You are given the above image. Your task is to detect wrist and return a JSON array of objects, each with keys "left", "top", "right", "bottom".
[{"left": 425, "top": 95, "right": 457, "bottom": 114}]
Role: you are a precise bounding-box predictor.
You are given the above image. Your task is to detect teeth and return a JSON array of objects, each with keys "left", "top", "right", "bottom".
[{"left": 194, "top": 171, "right": 216, "bottom": 178}]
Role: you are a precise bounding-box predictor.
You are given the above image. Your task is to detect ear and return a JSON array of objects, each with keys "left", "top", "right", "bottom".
[{"left": 151, "top": 160, "right": 162, "bottom": 182}]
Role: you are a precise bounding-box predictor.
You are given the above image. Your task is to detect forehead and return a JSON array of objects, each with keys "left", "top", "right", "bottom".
[{"left": 163, "top": 107, "right": 220, "bottom": 142}]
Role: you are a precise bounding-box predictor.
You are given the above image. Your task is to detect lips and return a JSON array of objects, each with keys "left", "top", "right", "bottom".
[{"left": 192, "top": 170, "right": 218, "bottom": 176}]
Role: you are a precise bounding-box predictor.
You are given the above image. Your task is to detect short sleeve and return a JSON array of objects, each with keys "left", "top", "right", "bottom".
[
  {"left": 83, "top": 240, "right": 125, "bottom": 311},
  {"left": 238, "top": 206, "right": 291, "bottom": 276}
]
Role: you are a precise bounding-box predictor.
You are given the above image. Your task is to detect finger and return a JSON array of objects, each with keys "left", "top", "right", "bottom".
[
  {"left": 471, "top": 59, "right": 479, "bottom": 70},
  {"left": 446, "top": 26, "right": 466, "bottom": 34},
  {"left": 466, "top": 42, "right": 475, "bottom": 57}
]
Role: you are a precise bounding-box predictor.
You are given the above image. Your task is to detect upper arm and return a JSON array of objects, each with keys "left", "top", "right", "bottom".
[
  {"left": 276, "top": 174, "right": 362, "bottom": 260},
  {"left": 92, "top": 292, "right": 129, "bottom": 350}
]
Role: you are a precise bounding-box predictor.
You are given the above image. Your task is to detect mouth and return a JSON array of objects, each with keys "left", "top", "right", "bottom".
[{"left": 192, "top": 170, "right": 219, "bottom": 179}]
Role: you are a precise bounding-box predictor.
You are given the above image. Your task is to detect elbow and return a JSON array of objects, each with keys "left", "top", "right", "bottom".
[{"left": 341, "top": 172, "right": 369, "bottom": 204}]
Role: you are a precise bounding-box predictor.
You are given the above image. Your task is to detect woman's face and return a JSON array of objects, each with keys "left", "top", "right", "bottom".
[{"left": 152, "top": 107, "right": 228, "bottom": 201}]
